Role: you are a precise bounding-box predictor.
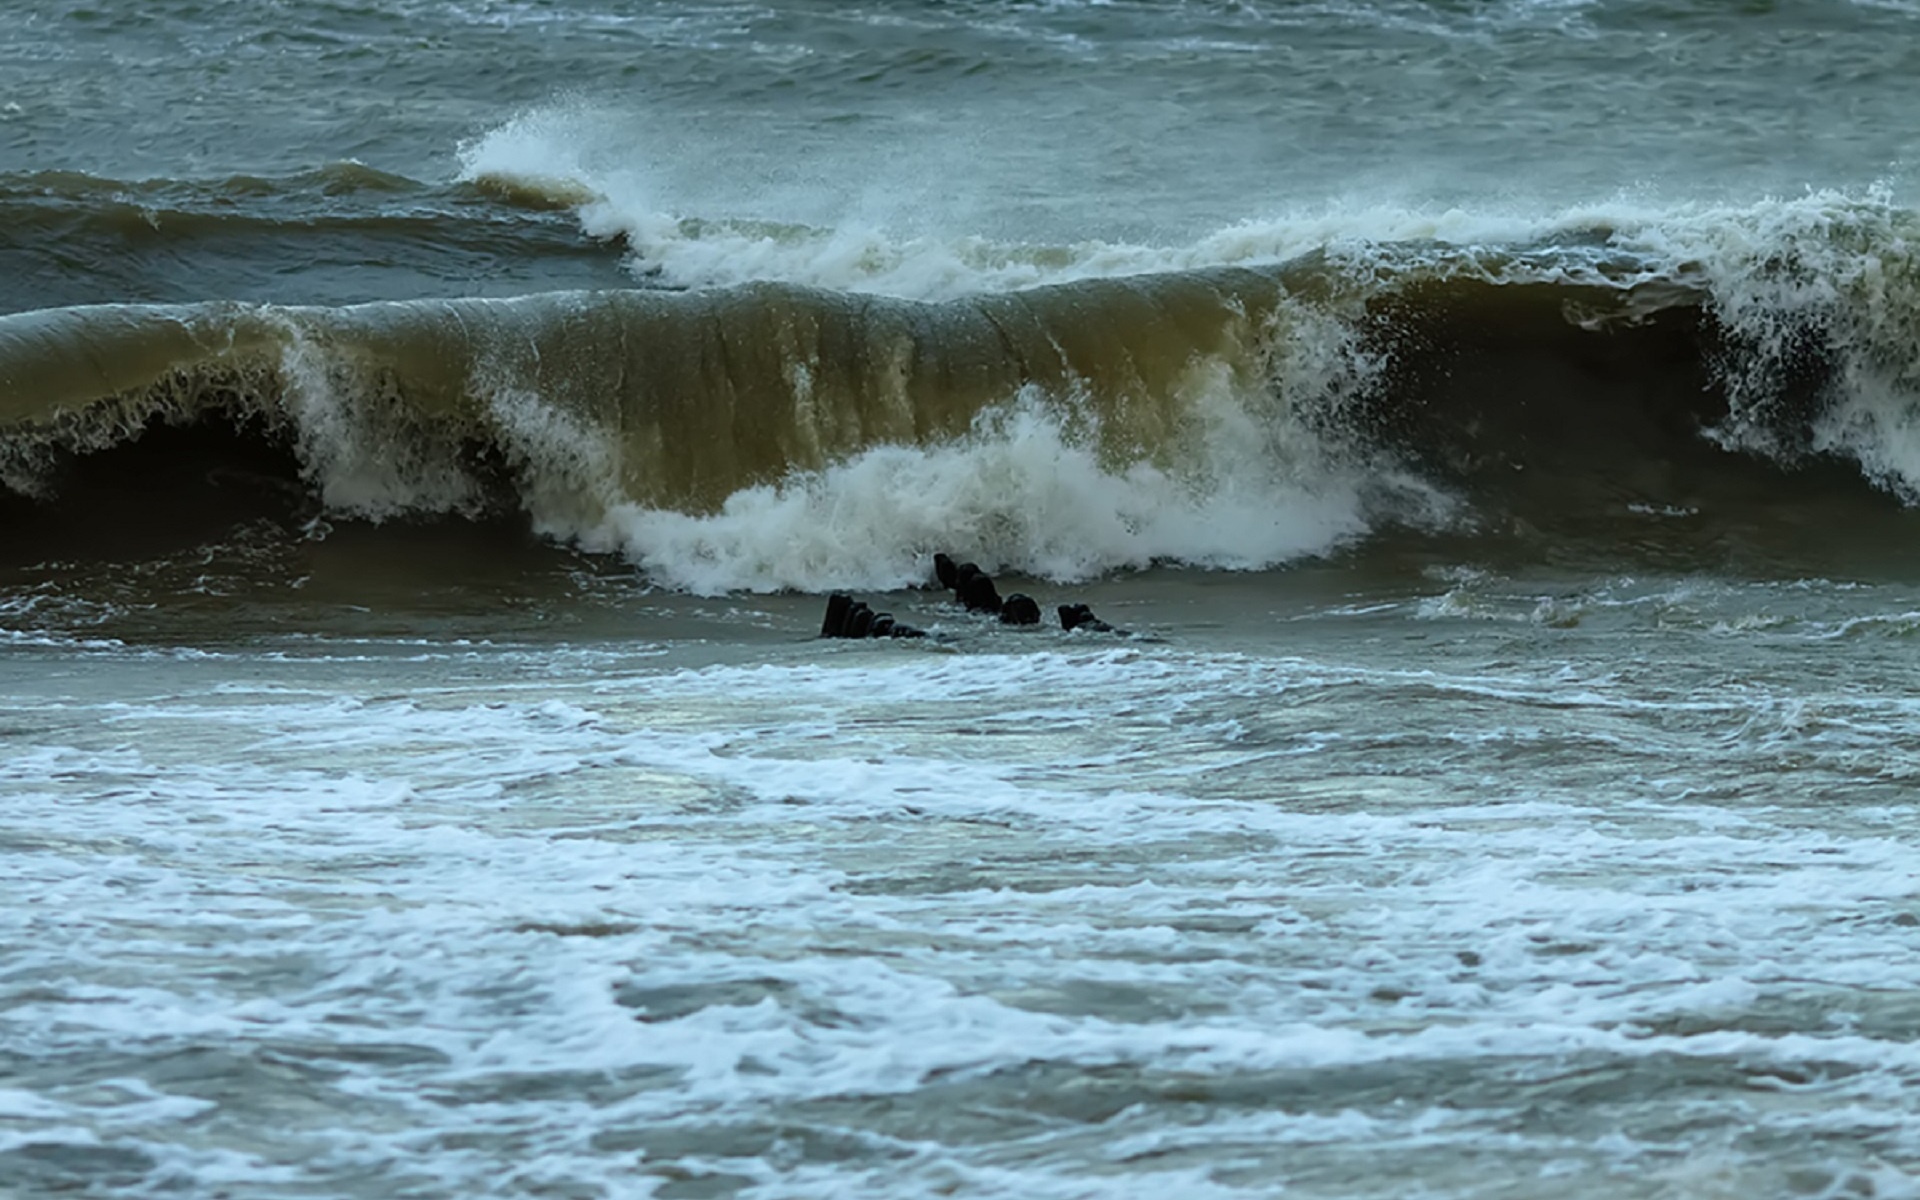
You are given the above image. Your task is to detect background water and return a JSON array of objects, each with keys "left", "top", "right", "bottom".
[
  {"left": 5, "top": 0, "right": 1918, "bottom": 312},
  {"left": 7, "top": 2, "right": 1920, "bottom": 1197}
]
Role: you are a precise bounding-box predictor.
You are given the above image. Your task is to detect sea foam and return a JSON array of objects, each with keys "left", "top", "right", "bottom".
[{"left": 574, "top": 394, "right": 1381, "bottom": 594}]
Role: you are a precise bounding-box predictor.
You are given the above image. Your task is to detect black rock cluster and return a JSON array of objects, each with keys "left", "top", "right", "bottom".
[
  {"left": 933, "top": 553, "right": 1042, "bottom": 626},
  {"left": 820, "top": 554, "right": 1125, "bottom": 640},
  {"left": 819, "top": 592, "right": 927, "bottom": 639}
]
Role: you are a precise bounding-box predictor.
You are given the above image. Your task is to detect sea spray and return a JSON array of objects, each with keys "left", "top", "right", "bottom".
[
  {"left": 279, "top": 322, "right": 484, "bottom": 520},
  {"left": 1641, "top": 190, "right": 1920, "bottom": 498},
  {"left": 455, "top": 291, "right": 1418, "bottom": 593},
  {"left": 587, "top": 387, "right": 1388, "bottom": 595}
]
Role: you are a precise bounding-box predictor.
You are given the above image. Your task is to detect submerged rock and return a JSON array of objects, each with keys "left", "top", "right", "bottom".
[
  {"left": 957, "top": 567, "right": 1003, "bottom": 614},
  {"left": 1059, "top": 603, "right": 1118, "bottom": 634},
  {"left": 1000, "top": 593, "right": 1041, "bottom": 625},
  {"left": 819, "top": 593, "right": 925, "bottom": 639},
  {"left": 821, "top": 592, "right": 854, "bottom": 637}
]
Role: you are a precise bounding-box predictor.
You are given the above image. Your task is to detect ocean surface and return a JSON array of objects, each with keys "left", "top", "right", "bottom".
[{"left": 6, "top": 2, "right": 1920, "bottom": 1196}]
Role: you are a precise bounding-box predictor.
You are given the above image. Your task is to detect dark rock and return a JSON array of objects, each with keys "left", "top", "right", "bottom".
[
  {"left": 845, "top": 603, "right": 875, "bottom": 638},
  {"left": 959, "top": 570, "right": 1003, "bottom": 614},
  {"left": 822, "top": 593, "right": 929, "bottom": 642},
  {"left": 1058, "top": 603, "right": 1117, "bottom": 634},
  {"left": 933, "top": 553, "right": 959, "bottom": 590},
  {"left": 1000, "top": 593, "right": 1041, "bottom": 625},
  {"left": 821, "top": 593, "right": 854, "bottom": 638}
]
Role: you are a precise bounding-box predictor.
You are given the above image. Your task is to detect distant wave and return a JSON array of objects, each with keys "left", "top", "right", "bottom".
[
  {"left": 0, "top": 166, "right": 632, "bottom": 315},
  {"left": 457, "top": 107, "right": 1919, "bottom": 303}
]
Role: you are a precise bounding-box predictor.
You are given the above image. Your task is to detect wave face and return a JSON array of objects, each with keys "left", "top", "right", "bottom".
[
  {"left": 4, "top": 189, "right": 1920, "bottom": 591},
  {"left": 0, "top": 263, "right": 1406, "bottom": 590}
]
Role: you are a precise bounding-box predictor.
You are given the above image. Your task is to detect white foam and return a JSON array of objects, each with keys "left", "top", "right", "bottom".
[
  {"left": 459, "top": 103, "right": 1913, "bottom": 307},
  {"left": 278, "top": 323, "right": 482, "bottom": 520},
  {"left": 1614, "top": 186, "right": 1920, "bottom": 495},
  {"left": 456, "top": 103, "right": 1580, "bottom": 301},
  {"left": 469, "top": 303, "right": 1449, "bottom": 592},
  {"left": 13, "top": 626, "right": 1920, "bottom": 1196},
  {"left": 580, "top": 394, "right": 1377, "bottom": 593}
]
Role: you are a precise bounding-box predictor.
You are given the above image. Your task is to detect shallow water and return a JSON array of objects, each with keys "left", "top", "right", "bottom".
[{"left": 10, "top": 548, "right": 1920, "bottom": 1196}]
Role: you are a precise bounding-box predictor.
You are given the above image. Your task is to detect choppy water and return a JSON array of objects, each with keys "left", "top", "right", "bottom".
[
  {"left": 13, "top": 567, "right": 1920, "bottom": 1197},
  {"left": 7, "top": 1, "right": 1920, "bottom": 1197}
]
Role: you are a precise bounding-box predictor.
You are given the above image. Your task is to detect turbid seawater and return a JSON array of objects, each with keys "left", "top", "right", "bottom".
[{"left": 6, "top": 2, "right": 1920, "bottom": 1197}]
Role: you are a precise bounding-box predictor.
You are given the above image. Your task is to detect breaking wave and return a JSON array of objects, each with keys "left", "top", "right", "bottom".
[{"left": 3, "top": 187, "right": 1919, "bottom": 590}]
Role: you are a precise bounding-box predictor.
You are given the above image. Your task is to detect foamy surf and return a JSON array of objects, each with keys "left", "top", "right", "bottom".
[
  {"left": 576, "top": 395, "right": 1415, "bottom": 594},
  {"left": 457, "top": 104, "right": 1918, "bottom": 303},
  {"left": 15, "top": 590, "right": 1920, "bottom": 1198}
]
